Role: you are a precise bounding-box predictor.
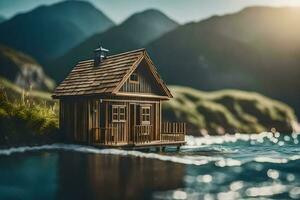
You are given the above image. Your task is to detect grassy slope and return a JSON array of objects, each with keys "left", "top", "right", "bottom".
[
  {"left": 164, "top": 86, "right": 298, "bottom": 135},
  {"left": 0, "top": 77, "right": 59, "bottom": 146}
]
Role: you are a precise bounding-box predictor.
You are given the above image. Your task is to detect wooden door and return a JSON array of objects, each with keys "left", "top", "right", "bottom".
[{"left": 129, "top": 103, "right": 137, "bottom": 143}]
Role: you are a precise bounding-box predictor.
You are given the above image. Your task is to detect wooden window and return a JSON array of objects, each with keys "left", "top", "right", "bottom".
[
  {"left": 129, "top": 72, "right": 139, "bottom": 83},
  {"left": 112, "top": 105, "right": 126, "bottom": 122},
  {"left": 112, "top": 106, "right": 119, "bottom": 122},
  {"left": 119, "top": 106, "right": 126, "bottom": 121},
  {"left": 141, "top": 105, "right": 151, "bottom": 125}
]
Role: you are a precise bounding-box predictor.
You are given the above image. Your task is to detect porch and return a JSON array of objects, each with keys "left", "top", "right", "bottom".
[{"left": 89, "top": 122, "right": 186, "bottom": 148}]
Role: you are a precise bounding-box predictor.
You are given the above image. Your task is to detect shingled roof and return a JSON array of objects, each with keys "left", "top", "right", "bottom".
[{"left": 52, "top": 49, "right": 172, "bottom": 98}]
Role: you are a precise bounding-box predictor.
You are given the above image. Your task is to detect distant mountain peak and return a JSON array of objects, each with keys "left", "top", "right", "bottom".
[
  {"left": 123, "top": 8, "right": 177, "bottom": 25},
  {"left": 49, "top": 9, "right": 178, "bottom": 82},
  {"left": 134, "top": 8, "right": 171, "bottom": 16},
  {"left": 0, "top": 0, "right": 115, "bottom": 63}
]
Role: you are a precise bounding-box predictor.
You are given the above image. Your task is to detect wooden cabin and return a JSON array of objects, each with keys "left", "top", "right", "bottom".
[{"left": 52, "top": 47, "right": 186, "bottom": 149}]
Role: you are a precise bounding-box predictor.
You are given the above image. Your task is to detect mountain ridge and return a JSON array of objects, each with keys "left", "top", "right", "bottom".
[
  {"left": 0, "top": 1, "right": 114, "bottom": 63},
  {"left": 146, "top": 6, "right": 300, "bottom": 116},
  {"left": 48, "top": 8, "right": 179, "bottom": 82}
]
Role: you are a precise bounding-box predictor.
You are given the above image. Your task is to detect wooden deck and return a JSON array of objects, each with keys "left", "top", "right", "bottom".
[
  {"left": 89, "top": 122, "right": 186, "bottom": 150},
  {"left": 92, "top": 140, "right": 185, "bottom": 150}
]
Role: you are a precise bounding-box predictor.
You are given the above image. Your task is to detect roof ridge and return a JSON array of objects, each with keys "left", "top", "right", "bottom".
[
  {"left": 77, "top": 48, "right": 145, "bottom": 64},
  {"left": 107, "top": 48, "right": 145, "bottom": 58}
]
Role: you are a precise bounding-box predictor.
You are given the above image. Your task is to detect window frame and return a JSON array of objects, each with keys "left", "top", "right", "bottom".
[
  {"left": 140, "top": 105, "right": 151, "bottom": 125},
  {"left": 112, "top": 105, "right": 126, "bottom": 123},
  {"left": 129, "top": 72, "right": 139, "bottom": 83}
]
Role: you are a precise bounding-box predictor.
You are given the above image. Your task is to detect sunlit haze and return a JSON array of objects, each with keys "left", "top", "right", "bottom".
[{"left": 0, "top": 0, "right": 300, "bottom": 23}]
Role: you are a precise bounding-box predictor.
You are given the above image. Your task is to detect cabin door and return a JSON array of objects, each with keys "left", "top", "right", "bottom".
[{"left": 129, "top": 103, "right": 137, "bottom": 143}]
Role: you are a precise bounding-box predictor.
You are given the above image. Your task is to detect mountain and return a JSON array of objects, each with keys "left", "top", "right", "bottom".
[
  {"left": 0, "top": 15, "right": 5, "bottom": 23},
  {"left": 164, "top": 86, "right": 298, "bottom": 135},
  {"left": 0, "top": 76, "right": 52, "bottom": 102},
  {"left": 0, "top": 1, "right": 114, "bottom": 63},
  {"left": 49, "top": 9, "right": 178, "bottom": 82},
  {"left": 0, "top": 44, "right": 55, "bottom": 91},
  {"left": 146, "top": 7, "right": 300, "bottom": 116}
]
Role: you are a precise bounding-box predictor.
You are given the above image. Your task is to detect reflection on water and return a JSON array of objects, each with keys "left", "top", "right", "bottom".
[
  {"left": 0, "top": 132, "right": 300, "bottom": 200},
  {"left": 0, "top": 151, "right": 185, "bottom": 200},
  {"left": 58, "top": 152, "right": 185, "bottom": 200},
  {"left": 0, "top": 152, "right": 58, "bottom": 200}
]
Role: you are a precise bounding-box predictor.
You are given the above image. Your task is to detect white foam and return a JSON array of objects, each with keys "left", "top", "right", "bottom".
[
  {"left": 0, "top": 144, "right": 210, "bottom": 166},
  {"left": 0, "top": 132, "right": 299, "bottom": 166}
]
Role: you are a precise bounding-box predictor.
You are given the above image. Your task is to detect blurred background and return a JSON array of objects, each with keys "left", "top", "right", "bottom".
[{"left": 0, "top": 0, "right": 299, "bottom": 135}]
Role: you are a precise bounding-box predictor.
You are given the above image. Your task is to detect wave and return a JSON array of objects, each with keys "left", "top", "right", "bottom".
[
  {"left": 0, "top": 144, "right": 211, "bottom": 166},
  {"left": 0, "top": 132, "right": 299, "bottom": 166}
]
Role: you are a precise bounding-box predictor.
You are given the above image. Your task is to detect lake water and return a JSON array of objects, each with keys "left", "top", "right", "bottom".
[{"left": 0, "top": 132, "right": 300, "bottom": 200}]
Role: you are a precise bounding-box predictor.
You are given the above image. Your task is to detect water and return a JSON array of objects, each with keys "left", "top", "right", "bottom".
[{"left": 0, "top": 132, "right": 300, "bottom": 200}]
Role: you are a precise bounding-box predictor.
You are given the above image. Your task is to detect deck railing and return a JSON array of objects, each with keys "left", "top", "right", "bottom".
[
  {"left": 134, "top": 125, "right": 152, "bottom": 144},
  {"left": 90, "top": 122, "right": 185, "bottom": 145},
  {"left": 161, "top": 122, "right": 186, "bottom": 142},
  {"left": 90, "top": 124, "right": 127, "bottom": 145}
]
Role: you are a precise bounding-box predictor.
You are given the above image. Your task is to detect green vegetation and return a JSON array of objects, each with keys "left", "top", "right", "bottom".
[
  {"left": 0, "top": 77, "right": 59, "bottom": 146},
  {"left": 163, "top": 86, "right": 298, "bottom": 135}
]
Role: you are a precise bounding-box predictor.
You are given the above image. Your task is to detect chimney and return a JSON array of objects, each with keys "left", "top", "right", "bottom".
[{"left": 94, "top": 45, "right": 109, "bottom": 67}]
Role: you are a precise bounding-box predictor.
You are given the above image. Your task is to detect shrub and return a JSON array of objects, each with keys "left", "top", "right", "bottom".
[{"left": 0, "top": 89, "right": 59, "bottom": 146}]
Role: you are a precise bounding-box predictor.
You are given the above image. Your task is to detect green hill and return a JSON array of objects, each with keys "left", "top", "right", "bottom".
[
  {"left": 164, "top": 86, "right": 298, "bottom": 135},
  {"left": 49, "top": 9, "right": 178, "bottom": 82},
  {"left": 0, "top": 1, "right": 114, "bottom": 63},
  {"left": 146, "top": 6, "right": 300, "bottom": 116},
  {"left": 0, "top": 44, "right": 55, "bottom": 91}
]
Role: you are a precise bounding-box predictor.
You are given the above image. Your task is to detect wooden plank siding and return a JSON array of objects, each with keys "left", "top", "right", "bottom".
[
  {"left": 119, "top": 59, "right": 165, "bottom": 96},
  {"left": 59, "top": 97, "right": 168, "bottom": 145},
  {"left": 60, "top": 98, "right": 100, "bottom": 143},
  {"left": 53, "top": 48, "right": 185, "bottom": 148}
]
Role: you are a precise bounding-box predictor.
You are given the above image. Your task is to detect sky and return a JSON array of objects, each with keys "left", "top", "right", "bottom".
[{"left": 0, "top": 0, "right": 300, "bottom": 24}]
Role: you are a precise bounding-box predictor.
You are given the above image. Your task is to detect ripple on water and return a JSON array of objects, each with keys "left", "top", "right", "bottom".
[{"left": 1, "top": 132, "right": 300, "bottom": 200}]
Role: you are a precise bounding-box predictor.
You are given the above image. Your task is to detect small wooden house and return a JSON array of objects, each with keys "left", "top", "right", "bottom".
[{"left": 52, "top": 47, "right": 185, "bottom": 149}]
